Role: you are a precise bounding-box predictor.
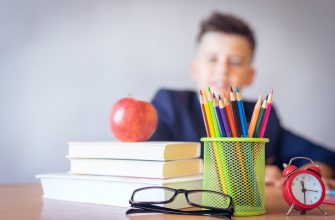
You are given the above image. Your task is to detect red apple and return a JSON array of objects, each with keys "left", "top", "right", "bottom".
[{"left": 109, "top": 97, "right": 158, "bottom": 142}]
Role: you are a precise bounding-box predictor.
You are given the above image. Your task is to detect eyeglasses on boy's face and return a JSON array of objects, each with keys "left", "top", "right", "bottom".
[{"left": 126, "top": 186, "right": 234, "bottom": 219}]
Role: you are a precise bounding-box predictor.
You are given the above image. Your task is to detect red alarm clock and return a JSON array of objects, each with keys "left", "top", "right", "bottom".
[{"left": 282, "top": 157, "right": 327, "bottom": 216}]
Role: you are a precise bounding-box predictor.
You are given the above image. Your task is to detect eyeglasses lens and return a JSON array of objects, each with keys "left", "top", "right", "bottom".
[
  {"left": 187, "top": 191, "right": 231, "bottom": 209},
  {"left": 133, "top": 188, "right": 175, "bottom": 203}
]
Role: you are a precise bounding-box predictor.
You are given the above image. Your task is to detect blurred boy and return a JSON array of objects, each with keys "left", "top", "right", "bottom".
[{"left": 150, "top": 12, "right": 335, "bottom": 186}]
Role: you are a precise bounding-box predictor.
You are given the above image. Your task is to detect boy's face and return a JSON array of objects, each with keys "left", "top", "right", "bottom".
[{"left": 191, "top": 32, "right": 255, "bottom": 97}]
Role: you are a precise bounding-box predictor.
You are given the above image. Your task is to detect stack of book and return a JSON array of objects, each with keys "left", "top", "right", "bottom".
[{"left": 37, "top": 142, "right": 203, "bottom": 208}]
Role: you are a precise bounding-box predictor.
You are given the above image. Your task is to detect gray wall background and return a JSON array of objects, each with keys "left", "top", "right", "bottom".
[{"left": 1, "top": 0, "right": 335, "bottom": 183}]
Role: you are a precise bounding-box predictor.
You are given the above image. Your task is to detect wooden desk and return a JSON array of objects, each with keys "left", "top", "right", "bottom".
[{"left": 0, "top": 184, "right": 334, "bottom": 220}]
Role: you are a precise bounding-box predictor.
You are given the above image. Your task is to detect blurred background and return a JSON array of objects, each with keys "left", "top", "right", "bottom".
[{"left": 1, "top": 0, "right": 335, "bottom": 183}]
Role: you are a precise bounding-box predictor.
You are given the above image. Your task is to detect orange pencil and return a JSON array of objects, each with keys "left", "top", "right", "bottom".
[
  {"left": 222, "top": 94, "right": 249, "bottom": 198},
  {"left": 248, "top": 95, "right": 262, "bottom": 138},
  {"left": 223, "top": 94, "right": 238, "bottom": 137},
  {"left": 199, "top": 90, "right": 210, "bottom": 137}
]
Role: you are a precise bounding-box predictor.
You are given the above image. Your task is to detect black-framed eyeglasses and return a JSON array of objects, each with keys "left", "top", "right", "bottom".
[{"left": 126, "top": 186, "right": 234, "bottom": 219}]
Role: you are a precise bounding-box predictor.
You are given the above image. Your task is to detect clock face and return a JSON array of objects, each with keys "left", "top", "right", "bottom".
[{"left": 291, "top": 173, "right": 323, "bottom": 205}]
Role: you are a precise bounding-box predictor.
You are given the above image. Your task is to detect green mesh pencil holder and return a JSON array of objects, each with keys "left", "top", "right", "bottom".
[{"left": 201, "top": 137, "right": 269, "bottom": 216}]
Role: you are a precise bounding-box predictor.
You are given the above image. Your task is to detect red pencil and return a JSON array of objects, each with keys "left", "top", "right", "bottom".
[{"left": 259, "top": 90, "right": 273, "bottom": 138}]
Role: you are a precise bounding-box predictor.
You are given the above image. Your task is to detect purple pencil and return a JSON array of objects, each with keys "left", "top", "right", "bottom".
[
  {"left": 218, "top": 95, "right": 232, "bottom": 137},
  {"left": 213, "top": 94, "right": 226, "bottom": 137}
]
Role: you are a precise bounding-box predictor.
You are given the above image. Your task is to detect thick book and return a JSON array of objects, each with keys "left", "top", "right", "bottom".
[
  {"left": 67, "top": 141, "right": 201, "bottom": 161},
  {"left": 69, "top": 158, "right": 203, "bottom": 179},
  {"left": 37, "top": 173, "right": 203, "bottom": 208}
]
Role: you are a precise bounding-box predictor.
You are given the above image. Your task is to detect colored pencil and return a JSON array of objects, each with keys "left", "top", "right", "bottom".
[
  {"left": 207, "top": 88, "right": 221, "bottom": 137},
  {"left": 202, "top": 90, "right": 227, "bottom": 192},
  {"left": 259, "top": 90, "right": 273, "bottom": 138},
  {"left": 235, "top": 87, "right": 248, "bottom": 138},
  {"left": 248, "top": 95, "right": 262, "bottom": 138},
  {"left": 235, "top": 87, "right": 261, "bottom": 205},
  {"left": 223, "top": 94, "right": 238, "bottom": 137},
  {"left": 218, "top": 95, "right": 231, "bottom": 137},
  {"left": 204, "top": 89, "right": 229, "bottom": 194},
  {"left": 250, "top": 95, "right": 264, "bottom": 201},
  {"left": 230, "top": 87, "right": 242, "bottom": 137},
  {"left": 221, "top": 94, "right": 248, "bottom": 199},
  {"left": 213, "top": 94, "right": 226, "bottom": 137},
  {"left": 213, "top": 95, "right": 234, "bottom": 195},
  {"left": 253, "top": 96, "right": 267, "bottom": 138},
  {"left": 202, "top": 90, "right": 215, "bottom": 138},
  {"left": 199, "top": 90, "right": 210, "bottom": 137}
]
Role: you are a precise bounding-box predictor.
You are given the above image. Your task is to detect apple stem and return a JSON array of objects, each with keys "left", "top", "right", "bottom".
[{"left": 128, "top": 93, "right": 134, "bottom": 98}]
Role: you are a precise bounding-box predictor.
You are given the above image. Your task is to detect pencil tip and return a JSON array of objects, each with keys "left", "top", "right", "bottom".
[
  {"left": 199, "top": 90, "right": 202, "bottom": 95},
  {"left": 208, "top": 87, "right": 211, "bottom": 93},
  {"left": 257, "top": 95, "right": 262, "bottom": 103},
  {"left": 271, "top": 89, "right": 274, "bottom": 94},
  {"left": 230, "top": 86, "right": 233, "bottom": 92},
  {"left": 212, "top": 93, "right": 216, "bottom": 98},
  {"left": 236, "top": 87, "right": 239, "bottom": 93},
  {"left": 218, "top": 94, "right": 221, "bottom": 100}
]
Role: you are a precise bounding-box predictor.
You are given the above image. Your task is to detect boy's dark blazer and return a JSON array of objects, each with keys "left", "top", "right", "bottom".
[{"left": 150, "top": 89, "right": 335, "bottom": 169}]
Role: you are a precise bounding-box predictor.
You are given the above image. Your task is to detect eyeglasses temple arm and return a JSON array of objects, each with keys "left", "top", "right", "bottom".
[
  {"left": 127, "top": 204, "right": 232, "bottom": 218},
  {"left": 126, "top": 208, "right": 153, "bottom": 215}
]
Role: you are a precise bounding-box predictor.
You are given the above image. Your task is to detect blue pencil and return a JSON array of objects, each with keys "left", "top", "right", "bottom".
[
  {"left": 235, "top": 87, "right": 261, "bottom": 205},
  {"left": 235, "top": 87, "right": 248, "bottom": 138},
  {"left": 213, "top": 94, "right": 226, "bottom": 137}
]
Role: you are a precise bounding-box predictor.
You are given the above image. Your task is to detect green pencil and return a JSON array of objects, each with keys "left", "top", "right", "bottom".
[
  {"left": 207, "top": 87, "right": 221, "bottom": 137},
  {"left": 253, "top": 97, "right": 267, "bottom": 138}
]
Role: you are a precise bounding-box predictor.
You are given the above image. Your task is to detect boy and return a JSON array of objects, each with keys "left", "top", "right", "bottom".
[{"left": 149, "top": 12, "right": 335, "bottom": 186}]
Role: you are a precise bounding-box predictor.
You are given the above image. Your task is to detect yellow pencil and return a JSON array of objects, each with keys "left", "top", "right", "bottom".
[
  {"left": 202, "top": 90, "right": 215, "bottom": 138},
  {"left": 203, "top": 89, "right": 228, "bottom": 194},
  {"left": 248, "top": 95, "right": 262, "bottom": 138}
]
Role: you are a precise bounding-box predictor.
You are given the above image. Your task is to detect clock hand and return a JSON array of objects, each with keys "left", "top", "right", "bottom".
[
  {"left": 305, "top": 189, "right": 318, "bottom": 193},
  {"left": 301, "top": 180, "right": 306, "bottom": 204},
  {"left": 300, "top": 180, "right": 305, "bottom": 190},
  {"left": 303, "top": 190, "right": 306, "bottom": 204}
]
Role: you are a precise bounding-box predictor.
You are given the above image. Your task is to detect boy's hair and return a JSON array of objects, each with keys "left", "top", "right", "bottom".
[{"left": 197, "top": 12, "right": 256, "bottom": 57}]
